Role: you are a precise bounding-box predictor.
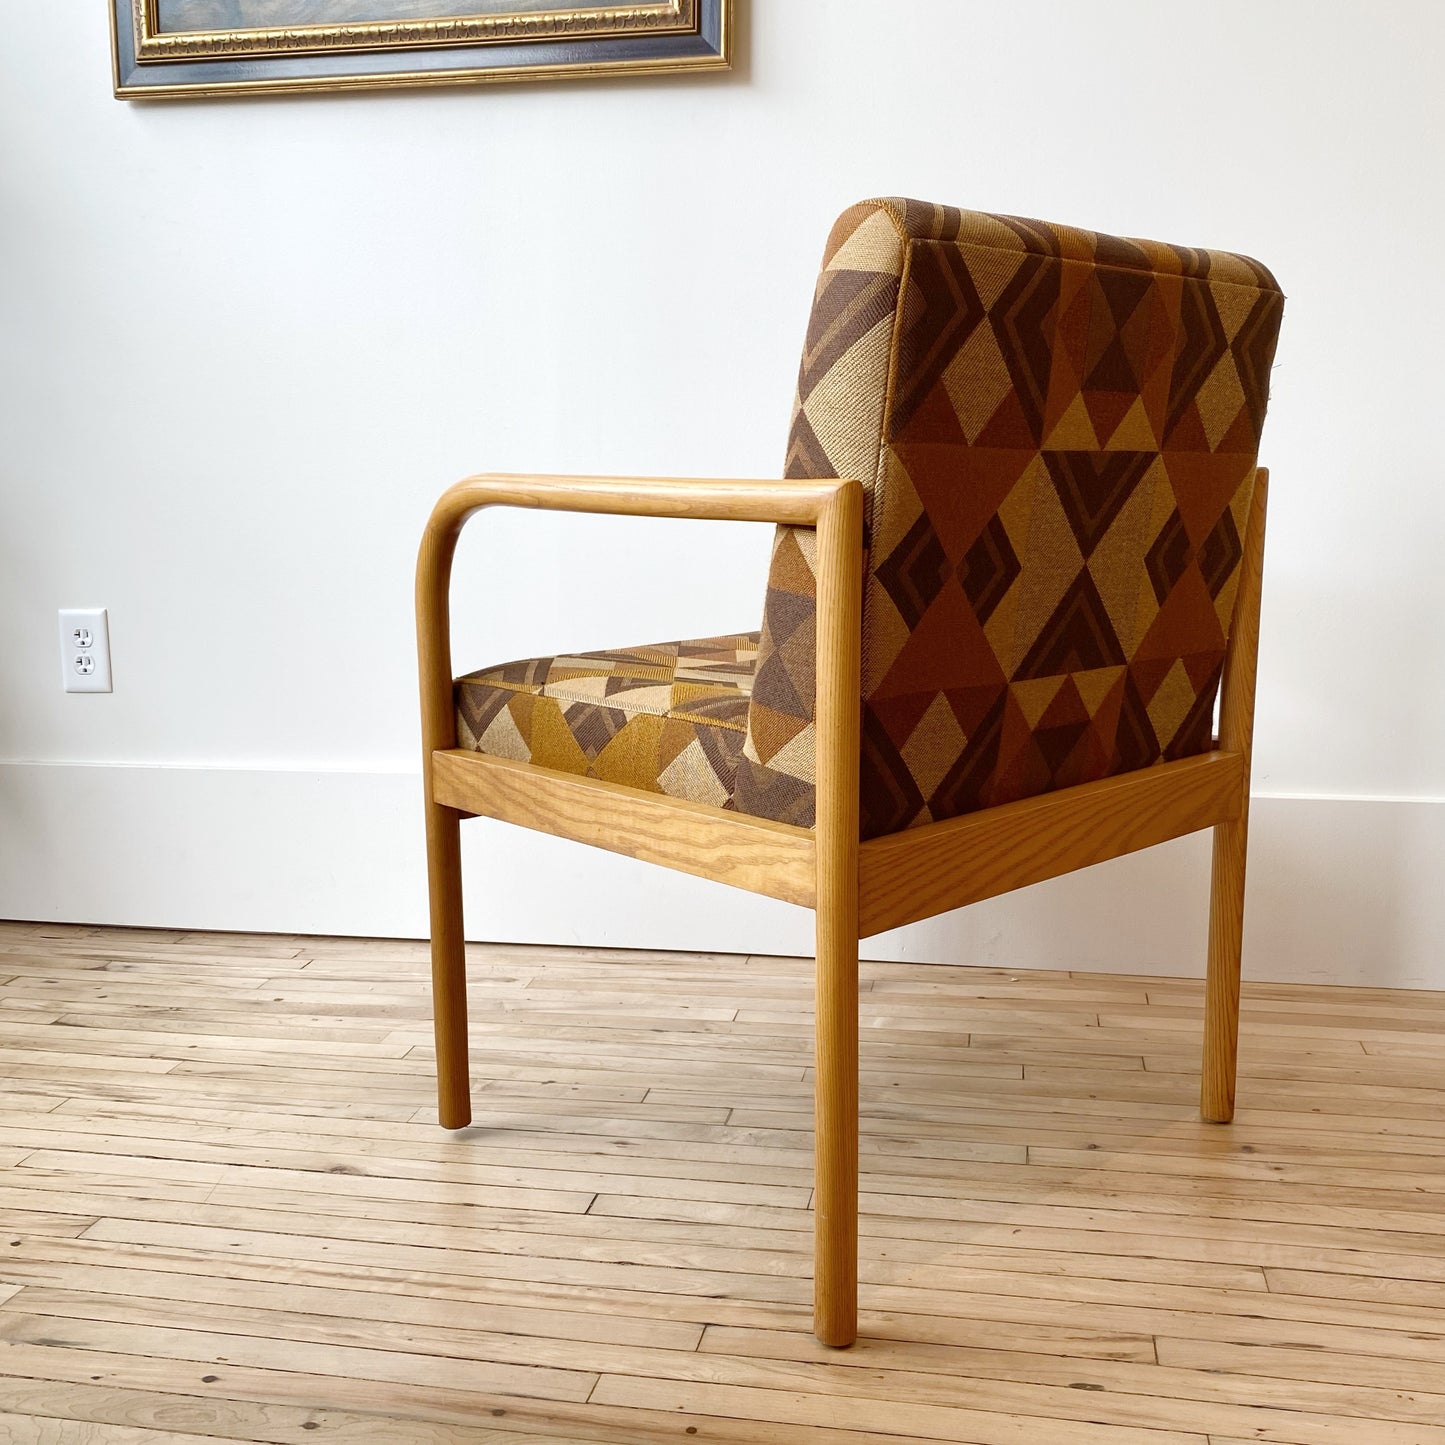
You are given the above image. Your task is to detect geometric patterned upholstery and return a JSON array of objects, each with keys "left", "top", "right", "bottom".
[
  {"left": 454, "top": 199, "right": 1283, "bottom": 839},
  {"left": 455, "top": 635, "right": 761, "bottom": 811},
  {"left": 736, "top": 198, "right": 1284, "bottom": 838}
]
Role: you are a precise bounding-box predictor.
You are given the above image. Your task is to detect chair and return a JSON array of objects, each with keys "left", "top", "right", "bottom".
[{"left": 415, "top": 197, "right": 1284, "bottom": 1348}]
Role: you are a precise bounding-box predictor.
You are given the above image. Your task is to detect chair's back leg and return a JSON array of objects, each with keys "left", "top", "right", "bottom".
[
  {"left": 1202, "top": 469, "right": 1269, "bottom": 1124},
  {"left": 1203, "top": 809, "right": 1247, "bottom": 1122}
]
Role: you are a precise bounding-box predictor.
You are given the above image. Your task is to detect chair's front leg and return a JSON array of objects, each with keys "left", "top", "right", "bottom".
[
  {"left": 813, "top": 885, "right": 859, "bottom": 1347},
  {"left": 417, "top": 501, "right": 473, "bottom": 1130},
  {"left": 810, "top": 480, "right": 864, "bottom": 1348},
  {"left": 425, "top": 795, "right": 471, "bottom": 1129}
]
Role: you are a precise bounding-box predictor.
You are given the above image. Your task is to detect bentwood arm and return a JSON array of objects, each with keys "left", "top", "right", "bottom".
[
  {"left": 416, "top": 471, "right": 864, "bottom": 772},
  {"left": 414, "top": 474, "right": 865, "bottom": 1249}
]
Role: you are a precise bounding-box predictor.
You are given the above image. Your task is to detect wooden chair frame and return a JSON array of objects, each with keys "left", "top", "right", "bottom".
[{"left": 416, "top": 465, "right": 1268, "bottom": 1348}]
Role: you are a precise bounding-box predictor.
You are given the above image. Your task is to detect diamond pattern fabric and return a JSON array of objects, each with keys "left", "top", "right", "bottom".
[
  {"left": 452, "top": 198, "right": 1282, "bottom": 837},
  {"left": 455, "top": 636, "right": 761, "bottom": 810},
  {"left": 744, "top": 198, "right": 1283, "bottom": 839}
]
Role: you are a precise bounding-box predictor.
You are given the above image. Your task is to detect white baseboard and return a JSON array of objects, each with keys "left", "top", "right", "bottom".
[{"left": 1, "top": 761, "right": 1440, "bottom": 989}]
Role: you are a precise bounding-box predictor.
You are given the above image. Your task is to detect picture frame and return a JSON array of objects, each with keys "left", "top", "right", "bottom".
[{"left": 111, "top": 0, "right": 730, "bottom": 100}]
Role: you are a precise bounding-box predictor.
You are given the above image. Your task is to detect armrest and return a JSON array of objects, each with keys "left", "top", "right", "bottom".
[
  {"left": 416, "top": 471, "right": 864, "bottom": 765},
  {"left": 421, "top": 470, "right": 855, "bottom": 534}
]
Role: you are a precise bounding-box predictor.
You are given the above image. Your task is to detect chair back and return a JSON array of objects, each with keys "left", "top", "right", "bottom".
[{"left": 735, "top": 198, "right": 1283, "bottom": 838}]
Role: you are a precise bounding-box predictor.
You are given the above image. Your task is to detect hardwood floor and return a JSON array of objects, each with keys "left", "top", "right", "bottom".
[{"left": 0, "top": 921, "right": 1442, "bottom": 1442}]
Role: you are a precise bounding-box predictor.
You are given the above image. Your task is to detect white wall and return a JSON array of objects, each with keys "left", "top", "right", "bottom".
[{"left": 3, "top": 2, "right": 1443, "bottom": 986}]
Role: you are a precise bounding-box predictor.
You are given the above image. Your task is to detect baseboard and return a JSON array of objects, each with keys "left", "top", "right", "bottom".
[{"left": 1, "top": 760, "right": 1441, "bottom": 989}]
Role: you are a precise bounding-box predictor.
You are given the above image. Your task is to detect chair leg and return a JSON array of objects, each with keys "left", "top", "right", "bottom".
[
  {"left": 813, "top": 896, "right": 859, "bottom": 1347},
  {"left": 1201, "top": 815, "right": 1247, "bottom": 1123},
  {"left": 425, "top": 797, "right": 471, "bottom": 1129}
]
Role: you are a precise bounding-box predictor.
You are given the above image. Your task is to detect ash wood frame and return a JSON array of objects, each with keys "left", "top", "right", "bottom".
[{"left": 416, "top": 465, "right": 1269, "bottom": 1348}]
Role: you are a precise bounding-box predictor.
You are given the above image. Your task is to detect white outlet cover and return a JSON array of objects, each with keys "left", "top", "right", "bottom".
[{"left": 59, "top": 608, "right": 112, "bottom": 693}]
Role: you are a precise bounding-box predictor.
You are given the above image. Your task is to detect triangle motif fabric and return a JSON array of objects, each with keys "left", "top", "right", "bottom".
[{"left": 742, "top": 198, "right": 1282, "bottom": 839}]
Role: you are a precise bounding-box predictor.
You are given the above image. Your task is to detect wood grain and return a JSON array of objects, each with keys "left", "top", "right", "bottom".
[
  {"left": 414, "top": 473, "right": 856, "bottom": 1138},
  {"left": 426, "top": 471, "right": 854, "bottom": 529},
  {"left": 810, "top": 478, "right": 864, "bottom": 1347},
  {"left": 415, "top": 485, "right": 471, "bottom": 1130},
  {"left": 1202, "top": 468, "right": 1268, "bottom": 1123},
  {"left": 857, "top": 750, "right": 1245, "bottom": 938},
  {"left": 431, "top": 750, "right": 816, "bottom": 907},
  {"left": 1, "top": 919, "right": 1443, "bottom": 1443}
]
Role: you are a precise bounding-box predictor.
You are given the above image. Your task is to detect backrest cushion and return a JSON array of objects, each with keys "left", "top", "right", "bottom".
[{"left": 734, "top": 199, "right": 1283, "bottom": 839}]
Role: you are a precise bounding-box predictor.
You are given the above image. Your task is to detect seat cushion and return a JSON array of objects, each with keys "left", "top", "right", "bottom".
[{"left": 455, "top": 634, "right": 764, "bottom": 812}]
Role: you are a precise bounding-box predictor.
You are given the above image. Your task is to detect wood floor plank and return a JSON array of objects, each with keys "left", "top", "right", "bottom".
[
  {"left": 0, "top": 1250, "right": 703, "bottom": 1351},
  {"left": 0, "top": 1376, "right": 561, "bottom": 1445},
  {"left": 590, "top": 1373, "right": 1211, "bottom": 1444},
  {"left": 701, "top": 1322, "right": 1445, "bottom": 1429},
  {"left": 0, "top": 1411, "right": 231, "bottom": 1444},
  {"left": 0, "top": 1309, "right": 599, "bottom": 1405},
  {"left": 0, "top": 1338, "right": 1007, "bottom": 1445}
]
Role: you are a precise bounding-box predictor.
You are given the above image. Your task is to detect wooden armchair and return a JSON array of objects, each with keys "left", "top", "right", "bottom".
[{"left": 416, "top": 198, "right": 1284, "bottom": 1348}]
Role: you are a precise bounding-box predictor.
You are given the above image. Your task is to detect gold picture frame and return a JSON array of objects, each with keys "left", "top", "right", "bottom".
[{"left": 112, "top": 0, "right": 730, "bottom": 99}]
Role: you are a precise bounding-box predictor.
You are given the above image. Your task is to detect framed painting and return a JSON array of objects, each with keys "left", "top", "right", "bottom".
[{"left": 111, "top": 0, "right": 730, "bottom": 99}]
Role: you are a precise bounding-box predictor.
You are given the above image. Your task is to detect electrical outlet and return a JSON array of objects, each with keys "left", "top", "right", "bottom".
[{"left": 59, "top": 608, "right": 112, "bottom": 693}]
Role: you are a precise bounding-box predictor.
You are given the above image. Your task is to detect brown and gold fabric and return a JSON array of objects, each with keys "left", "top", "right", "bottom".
[
  {"left": 455, "top": 198, "right": 1282, "bottom": 838},
  {"left": 741, "top": 198, "right": 1284, "bottom": 838},
  {"left": 456, "top": 635, "right": 760, "bottom": 811}
]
